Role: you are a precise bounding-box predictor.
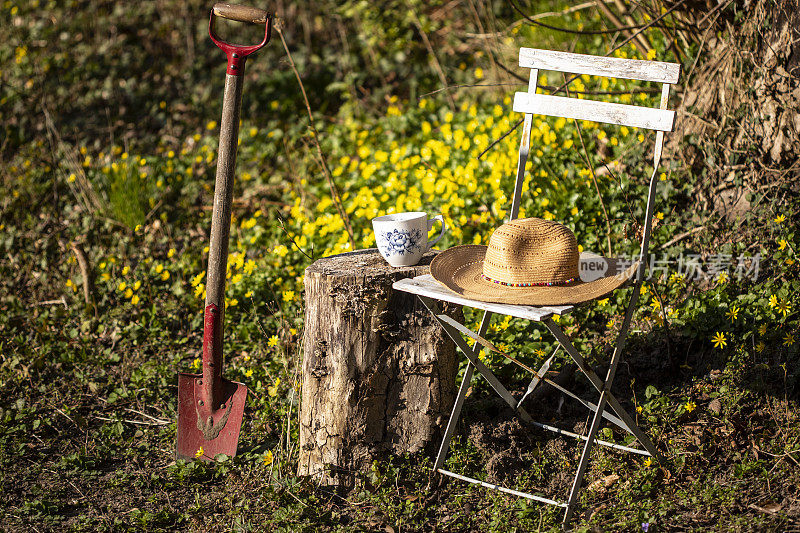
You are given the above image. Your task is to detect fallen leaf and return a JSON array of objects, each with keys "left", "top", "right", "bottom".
[
  {"left": 709, "top": 399, "right": 722, "bottom": 414},
  {"left": 748, "top": 502, "right": 782, "bottom": 514},
  {"left": 588, "top": 473, "right": 620, "bottom": 493}
]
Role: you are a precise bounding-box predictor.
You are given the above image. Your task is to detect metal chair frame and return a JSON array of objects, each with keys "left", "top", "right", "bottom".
[{"left": 393, "top": 48, "right": 680, "bottom": 527}]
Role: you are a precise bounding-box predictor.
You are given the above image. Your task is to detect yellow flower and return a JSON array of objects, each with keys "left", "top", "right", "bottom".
[
  {"left": 283, "top": 290, "right": 295, "bottom": 302},
  {"left": 597, "top": 298, "right": 609, "bottom": 305},
  {"left": 606, "top": 320, "right": 615, "bottom": 328},
  {"left": 640, "top": 285, "right": 649, "bottom": 295},
  {"left": 755, "top": 341, "right": 765, "bottom": 353},
  {"left": 68, "top": 173, "right": 77, "bottom": 183},
  {"left": 191, "top": 272, "right": 205, "bottom": 287},
  {"left": 263, "top": 450, "right": 274, "bottom": 465},
  {"left": 758, "top": 324, "right": 767, "bottom": 336},
  {"left": 118, "top": 282, "right": 127, "bottom": 292},
  {"left": 168, "top": 248, "right": 176, "bottom": 258},
  {"left": 160, "top": 270, "right": 170, "bottom": 281},
  {"left": 655, "top": 211, "right": 664, "bottom": 221},
  {"left": 684, "top": 400, "right": 696, "bottom": 413},
  {"left": 774, "top": 214, "right": 785, "bottom": 224},
  {"left": 124, "top": 288, "right": 133, "bottom": 299},
  {"left": 195, "top": 446, "right": 204, "bottom": 459},
  {"left": 716, "top": 272, "right": 729, "bottom": 284},
  {"left": 190, "top": 357, "right": 202, "bottom": 371},
  {"left": 268, "top": 377, "right": 281, "bottom": 397},
  {"left": 650, "top": 298, "right": 661, "bottom": 311},
  {"left": 784, "top": 332, "right": 795, "bottom": 346},
  {"left": 131, "top": 294, "right": 140, "bottom": 305},
  {"left": 474, "top": 67, "right": 484, "bottom": 79},
  {"left": 643, "top": 457, "right": 653, "bottom": 467},
  {"left": 636, "top": 405, "right": 643, "bottom": 413},
  {"left": 725, "top": 305, "right": 739, "bottom": 322},
  {"left": 122, "top": 266, "right": 130, "bottom": 276},
  {"left": 778, "top": 239, "right": 787, "bottom": 251},
  {"left": 769, "top": 294, "right": 778, "bottom": 308},
  {"left": 711, "top": 331, "right": 727, "bottom": 349},
  {"left": 647, "top": 49, "right": 657, "bottom": 60},
  {"left": 776, "top": 299, "right": 791, "bottom": 318},
  {"left": 133, "top": 280, "right": 141, "bottom": 290},
  {"left": 154, "top": 263, "right": 164, "bottom": 274},
  {"left": 206, "top": 120, "right": 217, "bottom": 130},
  {"left": 194, "top": 283, "right": 205, "bottom": 298},
  {"left": 244, "top": 290, "right": 253, "bottom": 298},
  {"left": 670, "top": 272, "right": 685, "bottom": 284},
  {"left": 268, "top": 335, "right": 279, "bottom": 347}
]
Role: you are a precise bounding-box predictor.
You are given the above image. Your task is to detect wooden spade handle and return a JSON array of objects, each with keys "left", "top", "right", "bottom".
[
  {"left": 212, "top": 3, "right": 269, "bottom": 24},
  {"left": 205, "top": 73, "right": 244, "bottom": 311}
]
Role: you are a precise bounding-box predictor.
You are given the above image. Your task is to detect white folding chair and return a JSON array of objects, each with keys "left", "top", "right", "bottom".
[{"left": 394, "top": 48, "right": 680, "bottom": 527}]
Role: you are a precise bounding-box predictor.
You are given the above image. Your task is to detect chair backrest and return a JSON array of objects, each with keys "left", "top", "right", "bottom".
[{"left": 508, "top": 47, "right": 680, "bottom": 279}]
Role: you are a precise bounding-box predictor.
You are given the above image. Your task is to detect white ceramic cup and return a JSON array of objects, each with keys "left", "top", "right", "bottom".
[{"left": 372, "top": 211, "right": 446, "bottom": 267}]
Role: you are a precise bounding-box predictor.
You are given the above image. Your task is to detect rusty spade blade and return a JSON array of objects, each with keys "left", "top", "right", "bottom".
[
  {"left": 176, "top": 374, "right": 247, "bottom": 460},
  {"left": 177, "top": 304, "right": 249, "bottom": 460}
]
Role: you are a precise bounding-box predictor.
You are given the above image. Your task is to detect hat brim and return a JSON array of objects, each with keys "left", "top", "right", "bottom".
[{"left": 430, "top": 245, "right": 638, "bottom": 306}]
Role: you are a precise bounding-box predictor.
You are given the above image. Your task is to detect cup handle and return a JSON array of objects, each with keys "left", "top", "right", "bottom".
[{"left": 426, "top": 215, "right": 446, "bottom": 252}]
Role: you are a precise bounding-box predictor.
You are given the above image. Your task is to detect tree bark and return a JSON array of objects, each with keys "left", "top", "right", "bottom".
[{"left": 298, "top": 249, "right": 461, "bottom": 489}]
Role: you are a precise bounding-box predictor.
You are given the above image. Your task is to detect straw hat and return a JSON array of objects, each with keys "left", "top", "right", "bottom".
[{"left": 430, "top": 217, "right": 638, "bottom": 306}]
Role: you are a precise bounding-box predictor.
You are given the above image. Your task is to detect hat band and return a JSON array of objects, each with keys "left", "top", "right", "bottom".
[{"left": 481, "top": 274, "right": 576, "bottom": 288}]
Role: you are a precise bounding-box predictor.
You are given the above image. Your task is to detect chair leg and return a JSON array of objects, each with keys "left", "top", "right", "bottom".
[
  {"left": 544, "top": 318, "right": 660, "bottom": 459},
  {"left": 563, "top": 391, "right": 610, "bottom": 528},
  {"left": 418, "top": 297, "right": 534, "bottom": 424},
  {"left": 434, "top": 362, "right": 474, "bottom": 470},
  {"left": 436, "top": 317, "right": 534, "bottom": 424},
  {"left": 417, "top": 297, "right": 494, "bottom": 470}
]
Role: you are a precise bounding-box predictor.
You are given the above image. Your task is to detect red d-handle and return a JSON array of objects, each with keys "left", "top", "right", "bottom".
[{"left": 209, "top": 3, "right": 272, "bottom": 76}]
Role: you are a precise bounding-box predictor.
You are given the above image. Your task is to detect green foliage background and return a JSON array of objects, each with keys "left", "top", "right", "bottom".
[{"left": 1, "top": 0, "right": 798, "bottom": 530}]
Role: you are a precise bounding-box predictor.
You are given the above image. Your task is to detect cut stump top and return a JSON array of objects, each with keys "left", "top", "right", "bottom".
[{"left": 305, "top": 248, "right": 438, "bottom": 279}]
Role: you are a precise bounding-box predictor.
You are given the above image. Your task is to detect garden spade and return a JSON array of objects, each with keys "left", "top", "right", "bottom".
[{"left": 177, "top": 3, "right": 272, "bottom": 461}]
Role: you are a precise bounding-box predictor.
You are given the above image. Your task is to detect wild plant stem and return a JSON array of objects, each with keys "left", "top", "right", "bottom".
[{"left": 276, "top": 24, "right": 355, "bottom": 251}]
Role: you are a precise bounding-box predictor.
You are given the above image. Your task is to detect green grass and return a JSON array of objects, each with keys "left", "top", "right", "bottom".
[{"left": 2, "top": 0, "right": 799, "bottom": 530}]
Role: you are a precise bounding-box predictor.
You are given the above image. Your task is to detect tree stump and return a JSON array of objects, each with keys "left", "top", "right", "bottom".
[{"left": 298, "top": 249, "right": 461, "bottom": 488}]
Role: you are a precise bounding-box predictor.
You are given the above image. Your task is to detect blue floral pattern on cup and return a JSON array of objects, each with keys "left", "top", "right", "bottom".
[{"left": 379, "top": 228, "right": 423, "bottom": 257}]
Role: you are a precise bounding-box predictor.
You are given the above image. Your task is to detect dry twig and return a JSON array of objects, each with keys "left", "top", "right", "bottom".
[
  {"left": 276, "top": 22, "right": 355, "bottom": 251},
  {"left": 70, "top": 241, "right": 94, "bottom": 306}
]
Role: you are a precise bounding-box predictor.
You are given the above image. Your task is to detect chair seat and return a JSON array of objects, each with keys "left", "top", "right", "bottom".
[{"left": 393, "top": 274, "right": 573, "bottom": 322}]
